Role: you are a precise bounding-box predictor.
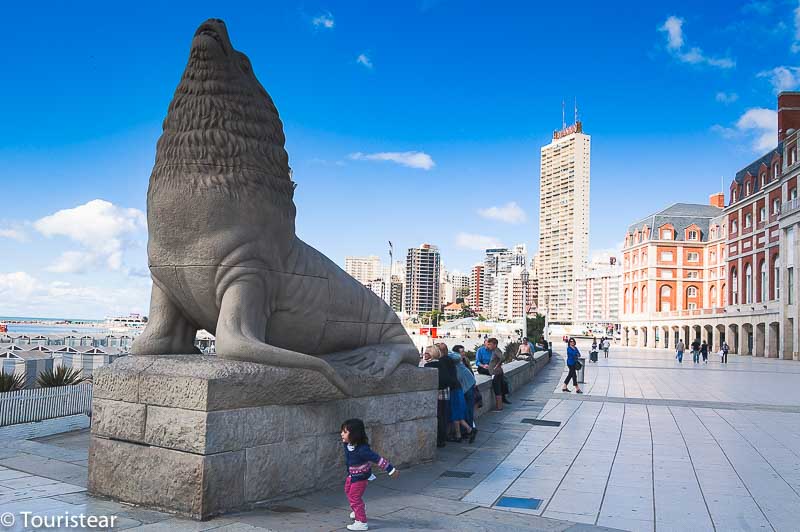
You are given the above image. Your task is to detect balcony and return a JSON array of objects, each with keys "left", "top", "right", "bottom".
[{"left": 781, "top": 197, "right": 800, "bottom": 218}]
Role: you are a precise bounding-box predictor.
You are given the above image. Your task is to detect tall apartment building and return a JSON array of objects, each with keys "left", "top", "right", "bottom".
[
  {"left": 344, "top": 256, "right": 382, "bottom": 285},
  {"left": 404, "top": 244, "right": 441, "bottom": 315},
  {"left": 575, "top": 258, "right": 622, "bottom": 326},
  {"left": 368, "top": 276, "right": 404, "bottom": 313},
  {"left": 450, "top": 272, "right": 471, "bottom": 298},
  {"left": 538, "top": 121, "right": 591, "bottom": 323},
  {"left": 470, "top": 264, "right": 484, "bottom": 311},
  {"left": 482, "top": 245, "right": 527, "bottom": 319}
]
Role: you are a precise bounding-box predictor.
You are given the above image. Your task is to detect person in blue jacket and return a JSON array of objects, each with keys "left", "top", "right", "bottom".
[{"left": 562, "top": 337, "right": 583, "bottom": 394}]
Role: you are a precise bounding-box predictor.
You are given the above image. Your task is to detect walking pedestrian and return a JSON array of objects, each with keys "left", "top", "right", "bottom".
[
  {"left": 562, "top": 338, "right": 583, "bottom": 394},
  {"left": 676, "top": 339, "right": 685, "bottom": 363},
  {"left": 700, "top": 340, "right": 708, "bottom": 364},
  {"left": 691, "top": 338, "right": 701, "bottom": 364},
  {"left": 341, "top": 418, "right": 399, "bottom": 531},
  {"left": 602, "top": 337, "right": 610, "bottom": 358},
  {"left": 721, "top": 341, "right": 729, "bottom": 364}
]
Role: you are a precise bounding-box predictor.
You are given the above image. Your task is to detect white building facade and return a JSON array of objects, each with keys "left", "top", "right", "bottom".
[{"left": 538, "top": 121, "right": 591, "bottom": 324}]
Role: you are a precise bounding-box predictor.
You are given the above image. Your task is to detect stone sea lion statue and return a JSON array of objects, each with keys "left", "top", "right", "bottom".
[{"left": 132, "top": 18, "right": 418, "bottom": 395}]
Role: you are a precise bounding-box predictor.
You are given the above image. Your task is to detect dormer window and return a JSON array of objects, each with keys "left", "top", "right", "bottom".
[
  {"left": 661, "top": 229, "right": 672, "bottom": 240},
  {"left": 774, "top": 162, "right": 779, "bottom": 177},
  {"left": 746, "top": 181, "right": 751, "bottom": 195},
  {"left": 732, "top": 189, "right": 737, "bottom": 202},
  {"left": 761, "top": 173, "right": 766, "bottom": 186},
  {"left": 687, "top": 230, "right": 698, "bottom": 241}
]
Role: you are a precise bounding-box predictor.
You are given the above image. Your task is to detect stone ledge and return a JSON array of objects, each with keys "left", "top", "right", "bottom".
[{"left": 93, "top": 355, "right": 437, "bottom": 410}]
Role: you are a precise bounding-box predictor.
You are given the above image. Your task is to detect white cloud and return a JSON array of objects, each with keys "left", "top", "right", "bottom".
[
  {"left": 715, "top": 91, "right": 739, "bottom": 104},
  {"left": 793, "top": 2, "right": 800, "bottom": 52},
  {"left": 660, "top": 16, "right": 684, "bottom": 50},
  {"left": 658, "top": 16, "right": 735, "bottom": 69},
  {"left": 349, "top": 151, "right": 435, "bottom": 170},
  {"left": 711, "top": 107, "right": 778, "bottom": 152},
  {"left": 736, "top": 108, "right": 778, "bottom": 152},
  {"left": 0, "top": 271, "right": 150, "bottom": 319},
  {"left": 477, "top": 202, "right": 527, "bottom": 224},
  {"left": 356, "top": 53, "right": 373, "bottom": 69},
  {"left": 312, "top": 12, "right": 334, "bottom": 29},
  {"left": 33, "top": 199, "right": 146, "bottom": 274},
  {"left": 758, "top": 66, "right": 800, "bottom": 93},
  {"left": 0, "top": 228, "right": 26, "bottom": 241},
  {"left": 455, "top": 233, "right": 503, "bottom": 251}
]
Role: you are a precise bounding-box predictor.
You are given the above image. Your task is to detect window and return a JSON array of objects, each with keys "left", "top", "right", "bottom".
[
  {"left": 688, "top": 230, "right": 698, "bottom": 241},
  {"left": 775, "top": 256, "right": 781, "bottom": 300},
  {"left": 687, "top": 303, "right": 697, "bottom": 310},
  {"left": 745, "top": 213, "right": 752, "bottom": 228},
  {"left": 732, "top": 268, "right": 739, "bottom": 304},
  {"left": 661, "top": 251, "right": 674, "bottom": 262},
  {"left": 641, "top": 286, "right": 647, "bottom": 312},
  {"left": 687, "top": 286, "right": 698, "bottom": 297},
  {"left": 662, "top": 229, "right": 673, "bottom": 240},
  {"left": 774, "top": 162, "right": 779, "bottom": 177},
  {"left": 722, "top": 283, "right": 727, "bottom": 305},
  {"left": 792, "top": 188, "right": 798, "bottom": 201},
  {"left": 633, "top": 255, "right": 638, "bottom": 266},
  {"left": 710, "top": 285, "right": 717, "bottom": 307},
  {"left": 633, "top": 287, "right": 639, "bottom": 313},
  {"left": 686, "top": 271, "right": 699, "bottom": 279},
  {"left": 761, "top": 173, "right": 766, "bottom": 186},
  {"left": 792, "top": 148, "right": 797, "bottom": 165},
  {"left": 662, "top": 270, "right": 673, "bottom": 278},
  {"left": 660, "top": 285, "right": 671, "bottom": 312},
  {"left": 732, "top": 220, "right": 738, "bottom": 233},
  {"left": 710, "top": 251, "right": 716, "bottom": 263},
  {"left": 745, "top": 264, "right": 753, "bottom": 304},
  {"left": 773, "top": 199, "right": 781, "bottom": 215},
  {"left": 790, "top": 268, "right": 795, "bottom": 305},
  {"left": 687, "top": 252, "right": 699, "bottom": 262},
  {"left": 759, "top": 207, "right": 766, "bottom": 222},
  {"left": 746, "top": 182, "right": 751, "bottom": 195},
  {"left": 624, "top": 288, "right": 629, "bottom": 313},
  {"left": 733, "top": 189, "right": 738, "bottom": 202},
  {"left": 760, "top": 261, "right": 767, "bottom": 302}
]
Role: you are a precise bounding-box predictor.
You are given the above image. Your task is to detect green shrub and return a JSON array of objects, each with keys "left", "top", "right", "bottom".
[
  {"left": 37, "top": 366, "right": 87, "bottom": 388},
  {"left": 503, "top": 341, "right": 520, "bottom": 363},
  {"left": 0, "top": 370, "right": 25, "bottom": 392}
]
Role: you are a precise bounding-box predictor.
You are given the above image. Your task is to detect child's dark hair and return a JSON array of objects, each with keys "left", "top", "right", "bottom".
[{"left": 341, "top": 418, "right": 369, "bottom": 445}]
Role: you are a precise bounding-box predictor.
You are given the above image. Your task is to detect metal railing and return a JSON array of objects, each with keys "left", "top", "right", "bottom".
[{"left": 0, "top": 383, "right": 92, "bottom": 426}]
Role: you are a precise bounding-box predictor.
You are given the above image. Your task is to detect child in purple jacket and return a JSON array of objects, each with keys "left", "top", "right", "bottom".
[{"left": 341, "top": 418, "right": 399, "bottom": 530}]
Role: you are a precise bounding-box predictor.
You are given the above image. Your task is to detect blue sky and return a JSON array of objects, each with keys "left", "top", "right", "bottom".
[{"left": 1, "top": 0, "right": 798, "bottom": 318}]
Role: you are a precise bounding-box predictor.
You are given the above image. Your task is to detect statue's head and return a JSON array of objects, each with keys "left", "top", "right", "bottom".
[{"left": 151, "top": 19, "right": 295, "bottom": 217}]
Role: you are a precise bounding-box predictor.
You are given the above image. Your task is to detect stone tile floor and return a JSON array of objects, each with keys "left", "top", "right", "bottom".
[{"left": 2, "top": 346, "right": 799, "bottom": 531}]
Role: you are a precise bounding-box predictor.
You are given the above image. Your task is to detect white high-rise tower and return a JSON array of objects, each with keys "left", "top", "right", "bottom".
[{"left": 538, "top": 120, "right": 591, "bottom": 323}]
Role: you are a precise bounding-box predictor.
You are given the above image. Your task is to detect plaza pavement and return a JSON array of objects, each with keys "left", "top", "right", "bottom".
[{"left": 1, "top": 346, "right": 799, "bottom": 531}]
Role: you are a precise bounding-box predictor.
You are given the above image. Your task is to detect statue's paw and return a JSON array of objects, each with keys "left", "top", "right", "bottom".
[{"left": 326, "top": 344, "right": 416, "bottom": 378}]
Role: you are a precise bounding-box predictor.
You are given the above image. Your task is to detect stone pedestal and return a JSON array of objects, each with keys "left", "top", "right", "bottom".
[{"left": 87, "top": 355, "right": 437, "bottom": 520}]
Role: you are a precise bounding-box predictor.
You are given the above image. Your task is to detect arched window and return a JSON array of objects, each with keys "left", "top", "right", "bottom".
[
  {"left": 745, "top": 264, "right": 753, "bottom": 304},
  {"left": 709, "top": 285, "right": 717, "bottom": 308},
  {"left": 722, "top": 283, "right": 727, "bottom": 305},
  {"left": 732, "top": 267, "right": 739, "bottom": 304},
  {"left": 624, "top": 288, "right": 630, "bottom": 313},
  {"left": 760, "top": 261, "right": 767, "bottom": 302},
  {"left": 633, "top": 287, "right": 639, "bottom": 314},
  {"left": 687, "top": 286, "right": 698, "bottom": 297},
  {"left": 641, "top": 286, "right": 647, "bottom": 312},
  {"left": 660, "top": 285, "right": 671, "bottom": 312},
  {"left": 774, "top": 255, "right": 780, "bottom": 299}
]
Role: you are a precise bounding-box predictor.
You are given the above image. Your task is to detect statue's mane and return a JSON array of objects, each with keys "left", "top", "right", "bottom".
[{"left": 149, "top": 44, "right": 296, "bottom": 217}]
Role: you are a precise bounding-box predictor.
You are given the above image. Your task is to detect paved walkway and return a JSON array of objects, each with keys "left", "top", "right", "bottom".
[{"left": 1, "top": 347, "right": 799, "bottom": 531}]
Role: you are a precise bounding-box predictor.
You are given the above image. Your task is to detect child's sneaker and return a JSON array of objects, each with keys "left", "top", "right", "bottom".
[{"left": 347, "top": 521, "right": 369, "bottom": 531}]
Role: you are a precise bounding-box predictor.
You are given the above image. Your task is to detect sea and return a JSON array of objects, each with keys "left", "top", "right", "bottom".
[{"left": 0, "top": 316, "right": 109, "bottom": 335}]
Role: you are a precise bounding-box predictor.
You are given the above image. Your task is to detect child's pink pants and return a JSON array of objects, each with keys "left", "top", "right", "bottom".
[{"left": 345, "top": 477, "right": 368, "bottom": 522}]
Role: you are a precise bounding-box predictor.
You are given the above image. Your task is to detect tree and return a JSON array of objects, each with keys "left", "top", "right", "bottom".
[
  {"left": 37, "top": 366, "right": 87, "bottom": 387},
  {"left": 526, "top": 313, "right": 546, "bottom": 341},
  {"left": 0, "top": 370, "right": 25, "bottom": 392}
]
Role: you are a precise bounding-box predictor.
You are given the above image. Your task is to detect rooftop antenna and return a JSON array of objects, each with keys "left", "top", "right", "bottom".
[
  {"left": 574, "top": 97, "right": 578, "bottom": 124},
  {"left": 561, "top": 99, "right": 566, "bottom": 130}
]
